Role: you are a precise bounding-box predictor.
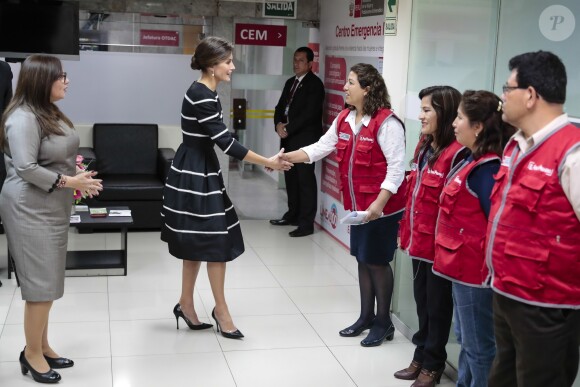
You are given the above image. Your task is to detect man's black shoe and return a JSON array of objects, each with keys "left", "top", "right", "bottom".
[
  {"left": 289, "top": 228, "right": 314, "bottom": 237},
  {"left": 270, "top": 219, "right": 295, "bottom": 226}
]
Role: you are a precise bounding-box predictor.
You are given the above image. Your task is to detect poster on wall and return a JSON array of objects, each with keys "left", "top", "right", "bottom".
[{"left": 316, "top": 0, "right": 386, "bottom": 246}]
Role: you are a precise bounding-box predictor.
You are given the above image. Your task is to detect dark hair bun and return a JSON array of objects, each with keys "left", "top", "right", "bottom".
[{"left": 190, "top": 55, "right": 201, "bottom": 70}]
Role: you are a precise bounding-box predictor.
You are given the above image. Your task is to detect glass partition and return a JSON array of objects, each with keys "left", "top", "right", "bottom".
[
  {"left": 394, "top": 0, "right": 501, "bottom": 372},
  {"left": 78, "top": 11, "right": 210, "bottom": 54}
]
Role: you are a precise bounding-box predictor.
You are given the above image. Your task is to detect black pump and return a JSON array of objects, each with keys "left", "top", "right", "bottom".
[
  {"left": 211, "top": 308, "right": 244, "bottom": 339},
  {"left": 173, "top": 304, "right": 213, "bottom": 330}
]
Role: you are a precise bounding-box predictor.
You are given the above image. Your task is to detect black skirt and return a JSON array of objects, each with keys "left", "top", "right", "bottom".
[{"left": 350, "top": 211, "right": 403, "bottom": 265}]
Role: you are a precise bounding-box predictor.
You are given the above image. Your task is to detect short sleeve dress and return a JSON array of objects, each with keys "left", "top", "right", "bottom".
[
  {"left": 161, "top": 81, "right": 249, "bottom": 262},
  {"left": 0, "top": 107, "right": 78, "bottom": 301}
]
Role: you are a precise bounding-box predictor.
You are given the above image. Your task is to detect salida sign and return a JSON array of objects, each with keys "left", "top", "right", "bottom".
[
  {"left": 234, "top": 23, "right": 287, "bottom": 46},
  {"left": 263, "top": 1, "right": 297, "bottom": 19}
]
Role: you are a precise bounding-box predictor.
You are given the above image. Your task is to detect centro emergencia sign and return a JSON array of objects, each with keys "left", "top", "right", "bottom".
[{"left": 263, "top": 1, "right": 297, "bottom": 19}]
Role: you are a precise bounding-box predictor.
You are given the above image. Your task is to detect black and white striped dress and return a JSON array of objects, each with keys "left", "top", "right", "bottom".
[{"left": 161, "top": 81, "right": 248, "bottom": 261}]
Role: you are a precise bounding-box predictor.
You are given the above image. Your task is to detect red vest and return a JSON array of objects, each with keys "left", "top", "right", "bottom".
[
  {"left": 433, "top": 154, "right": 499, "bottom": 285},
  {"left": 399, "top": 140, "right": 466, "bottom": 262},
  {"left": 486, "top": 123, "right": 580, "bottom": 307},
  {"left": 334, "top": 108, "right": 406, "bottom": 215}
]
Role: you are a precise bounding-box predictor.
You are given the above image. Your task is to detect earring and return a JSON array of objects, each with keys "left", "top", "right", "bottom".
[
  {"left": 475, "top": 132, "right": 479, "bottom": 137},
  {"left": 211, "top": 71, "right": 214, "bottom": 77}
]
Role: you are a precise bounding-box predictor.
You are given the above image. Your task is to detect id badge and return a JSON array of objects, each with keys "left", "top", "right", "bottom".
[{"left": 284, "top": 104, "right": 290, "bottom": 117}]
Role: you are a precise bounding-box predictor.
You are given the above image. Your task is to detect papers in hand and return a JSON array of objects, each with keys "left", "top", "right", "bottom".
[
  {"left": 340, "top": 211, "right": 369, "bottom": 225},
  {"left": 109, "top": 209, "right": 132, "bottom": 217}
]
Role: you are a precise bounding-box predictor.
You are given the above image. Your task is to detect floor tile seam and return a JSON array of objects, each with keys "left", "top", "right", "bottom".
[
  {"left": 325, "top": 344, "right": 360, "bottom": 387},
  {"left": 105, "top": 277, "right": 114, "bottom": 387},
  {"left": 310, "top": 237, "right": 358, "bottom": 282},
  {"left": 326, "top": 341, "right": 415, "bottom": 351},
  {"left": 104, "top": 351, "right": 226, "bottom": 360},
  {"left": 219, "top": 344, "right": 328, "bottom": 353},
  {"left": 2, "top": 319, "right": 111, "bottom": 325},
  {"left": 0, "top": 291, "right": 15, "bottom": 335}
]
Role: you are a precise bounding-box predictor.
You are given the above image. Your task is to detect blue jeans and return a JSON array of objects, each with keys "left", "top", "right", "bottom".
[{"left": 452, "top": 283, "right": 495, "bottom": 387}]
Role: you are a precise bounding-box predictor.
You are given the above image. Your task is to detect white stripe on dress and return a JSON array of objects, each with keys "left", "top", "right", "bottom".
[
  {"left": 163, "top": 205, "right": 225, "bottom": 218},
  {"left": 211, "top": 128, "right": 228, "bottom": 140},
  {"left": 164, "top": 223, "right": 228, "bottom": 235},
  {"left": 227, "top": 221, "right": 240, "bottom": 230},
  {"left": 181, "top": 130, "right": 209, "bottom": 137},
  {"left": 199, "top": 112, "right": 220, "bottom": 123},
  {"left": 224, "top": 139, "right": 235, "bottom": 154},
  {"left": 165, "top": 183, "right": 223, "bottom": 196},
  {"left": 171, "top": 165, "right": 221, "bottom": 177},
  {"left": 181, "top": 113, "right": 198, "bottom": 121},
  {"left": 184, "top": 94, "right": 217, "bottom": 106}
]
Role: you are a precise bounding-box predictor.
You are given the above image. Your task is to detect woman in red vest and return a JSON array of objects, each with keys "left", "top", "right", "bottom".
[
  {"left": 396, "top": 86, "right": 467, "bottom": 387},
  {"left": 282, "top": 63, "right": 406, "bottom": 347},
  {"left": 433, "top": 90, "right": 515, "bottom": 387}
]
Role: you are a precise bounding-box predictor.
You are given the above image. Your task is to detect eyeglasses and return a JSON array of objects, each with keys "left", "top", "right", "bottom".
[
  {"left": 59, "top": 72, "right": 67, "bottom": 82},
  {"left": 502, "top": 84, "right": 524, "bottom": 93}
]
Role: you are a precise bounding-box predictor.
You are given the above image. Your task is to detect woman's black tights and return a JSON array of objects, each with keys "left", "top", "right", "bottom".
[{"left": 343, "top": 261, "right": 395, "bottom": 339}]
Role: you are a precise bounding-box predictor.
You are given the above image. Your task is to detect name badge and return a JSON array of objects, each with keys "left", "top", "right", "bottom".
[{"left": 339, "top": 132, "right": 350, "bottom": 141}]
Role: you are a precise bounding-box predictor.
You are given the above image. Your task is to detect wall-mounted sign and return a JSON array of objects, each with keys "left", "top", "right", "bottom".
[
  {"left": 140, "top": 30, "right": 179, "bottom": 46},
  {"left": 384, "top": 0, "right": 398, "bottom": 36},
  {"left": 234, "top": 23, "right": 287, "bottom": 46},
  {"left": 263, "top": 1, "right": 297, "bottom": 19}
]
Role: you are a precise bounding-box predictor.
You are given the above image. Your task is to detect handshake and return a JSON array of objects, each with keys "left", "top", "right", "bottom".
[{"left": 265, "top": 148, "right": 293, "bottom": 172}]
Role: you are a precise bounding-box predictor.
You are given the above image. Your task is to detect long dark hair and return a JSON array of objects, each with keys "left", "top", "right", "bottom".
[
  {"left": 191, "top": 36, "right": 233, "bottom": 73},
  {"left": 461, "top": 90, "right": 516, "bottom": 159},
  {"left": 347, "top": 63, "right": 391, "bottom": 116},
  {"left": 414, "top": 85, "right": 461, "bottom": 166},
  {"left": 0, "top": 55, "right": 73, "bottom": 149}
]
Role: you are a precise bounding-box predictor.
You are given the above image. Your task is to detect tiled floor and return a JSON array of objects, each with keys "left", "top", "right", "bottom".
[{"left": 0, "top": 222, "right": 456, "bottom": 387}]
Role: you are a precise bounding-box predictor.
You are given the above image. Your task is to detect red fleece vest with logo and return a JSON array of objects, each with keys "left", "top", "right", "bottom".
[
  {"left": 399, "top": 140, "right": 466, "bottom": 262},
  {"left": 433, "top": 154, "right": 499, "bottom": 285},
  {"left": 334, "top": 108, "right": 406, "bottom": 215},
  {"left": 486, "top": 123, "right": 580, "bottom": 307}
]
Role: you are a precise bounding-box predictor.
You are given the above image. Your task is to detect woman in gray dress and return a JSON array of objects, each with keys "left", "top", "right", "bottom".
[{"left": 0, "top": 55, "right": 103, "bottom": 384}]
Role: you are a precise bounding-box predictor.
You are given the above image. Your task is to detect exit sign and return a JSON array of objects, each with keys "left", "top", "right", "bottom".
[{"left": 263, "top": 1, "right": 297, "bottom": 19}]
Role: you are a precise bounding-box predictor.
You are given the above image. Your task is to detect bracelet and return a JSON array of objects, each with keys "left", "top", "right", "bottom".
[{"left": 56, "top": 174, "right": 67, "bottom": 189}]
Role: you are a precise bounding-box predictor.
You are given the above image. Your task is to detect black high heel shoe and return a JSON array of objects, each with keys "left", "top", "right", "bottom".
[
  {"left": 211, "top": 308, "right": 244, "bottom": 339},
  {"left": 339, "top": 318, "right": 375, "bottom": 337},
  {"left": 173, "top": 304, "right": 213, "bottom": 330},
  {"left": 360, "top": 324, "right": 395, "bottom": 347},
  {"left": 19, "top": 350, "right": 61, "bottom": 384},
  {"left": 44, "top": 355, "right": 74, "bottom": 369}
]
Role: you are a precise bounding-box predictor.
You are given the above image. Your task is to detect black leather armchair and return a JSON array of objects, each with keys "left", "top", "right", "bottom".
[{"left": 79, "top": 123, "right": 175, "bottom": 230}]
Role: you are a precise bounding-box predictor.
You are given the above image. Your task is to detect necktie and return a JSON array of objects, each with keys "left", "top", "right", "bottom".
[
  {"left": 287, "top": 78, "right": 300, "bottom": 103},
  {"left": 283, "top": 78, "right": 300, "bottom": 123}
]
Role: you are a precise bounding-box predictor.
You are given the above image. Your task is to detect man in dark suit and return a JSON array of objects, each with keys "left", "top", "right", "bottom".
[
  {"left": 0, "top": 60, "right": 13, "bottom": 286},
  {"left": 270, "top": 47, "right": 325, "bottom": 237}
]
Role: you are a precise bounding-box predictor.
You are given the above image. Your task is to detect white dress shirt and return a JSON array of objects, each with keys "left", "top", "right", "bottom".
[
  {"left": 301, "top": 109, "right": 406, "bottom": 194},
  {"left": 512, "top": 113, "right": 580, "bottom": 221}
]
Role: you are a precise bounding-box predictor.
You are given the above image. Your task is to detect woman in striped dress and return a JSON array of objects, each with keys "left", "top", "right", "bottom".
[{"left": 161, "top": 36, "right": 291, "bottom": 339}]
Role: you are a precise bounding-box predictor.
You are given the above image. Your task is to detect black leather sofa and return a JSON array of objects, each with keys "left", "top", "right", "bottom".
[{"left": 79, "top": 123, "right": 175, "bottom": 230}]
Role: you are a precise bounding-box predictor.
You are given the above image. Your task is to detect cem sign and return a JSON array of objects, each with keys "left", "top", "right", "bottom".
[{"left": 263, "top": 1, "right": 297, "bottom": 19}]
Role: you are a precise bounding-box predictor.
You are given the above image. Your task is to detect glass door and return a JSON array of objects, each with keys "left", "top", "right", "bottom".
[{"left": 227, "top": 18, "right": 315, "bottom": 220}]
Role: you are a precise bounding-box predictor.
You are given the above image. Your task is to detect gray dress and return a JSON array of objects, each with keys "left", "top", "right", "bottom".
[{"left": 0, "top": 107, "right": 78, "bottom": 301}]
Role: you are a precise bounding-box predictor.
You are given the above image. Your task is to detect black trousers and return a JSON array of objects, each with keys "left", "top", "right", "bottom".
[
  {"left": 283, "top": 162, "right": 317, "bottom": 231},
  {"left": 411, "top": 259, "right": 454, "bottom": 371},
  {"left": 488, "top": 292, "right": 580, "bottom": 387}
]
